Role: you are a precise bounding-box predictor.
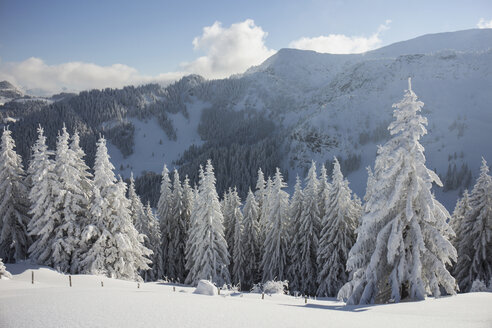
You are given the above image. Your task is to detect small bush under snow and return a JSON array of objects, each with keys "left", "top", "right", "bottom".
[
  {"left": 193, "top": 280, "right": 218, "bottom": 296},
  {"left": 251, "top": 280, "right": 289, "bottom": 295}
]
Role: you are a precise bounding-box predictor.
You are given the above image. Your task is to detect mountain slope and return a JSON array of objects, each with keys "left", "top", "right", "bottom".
[{"left": 2, "top": 29, "right": 492, "bottom": 209}]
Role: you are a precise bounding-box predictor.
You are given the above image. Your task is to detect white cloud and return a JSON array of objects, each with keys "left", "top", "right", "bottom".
[
  {"left": 289, "top": 20, "right": 391, "bottom": 54},
  {"left": 0, "top": 57, "right": 183, "bottom": 96},
  {"left": 182, "top": 19, "right": 276, "bottom": 79},
  {"left": 477, "top": 18, "right": 492, "bottom": 29},
  {"left": 0, "top": 19, "right": 276, "bottom": 95}
]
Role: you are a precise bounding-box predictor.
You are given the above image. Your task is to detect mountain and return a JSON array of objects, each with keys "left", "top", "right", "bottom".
[
  {"left": 1, "top": 29, "right": 491, "bottom": 209},
  {"left": 0, "top": 81, "right": 23, "bottom": 105}
]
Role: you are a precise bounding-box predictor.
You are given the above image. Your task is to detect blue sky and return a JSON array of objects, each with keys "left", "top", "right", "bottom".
[{"left": 0, "top": 0, "right": 491, "bottom": 94}]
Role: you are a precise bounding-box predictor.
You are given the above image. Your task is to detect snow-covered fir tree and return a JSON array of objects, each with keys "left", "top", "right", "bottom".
[
  {"left": 157, "top": 164, "right": 173, "bottom": 279},
  {"left": 255, "top": 169, "right": 266, "bottom": 242},
  {"left": 50, "top": 126, "right": 90, "bottom": 272},
  {"left": 222, "top": 188, "right": 234, "bottom": 261},
  {"left": 241, "top": 188, "right": 261, "bottom": 290},
  {"left": 261, "top": 168, "right": 290, "bottom": 282},
  {"left": 454, "top": 158, "right": 492, "bottom": 292},
  {"left": 68, "top": 131, "right": 94, "bottom": 273},
  {"left": 317, "top": 158, "right": 360, "bottom": 297},
  {"left": 293, "top": 161, "right": 320, "bottom": 296},
  {"left": 80, "top": 137, "right": 151, "bottom": 280},
  {"left": 0, "top": 127, "right": 31, "bottom": 263},
  {"left": 27, "top": 126, "right": 59, "bottom": 266},
  {"left": 259, "top": 176, "right": 273, "bottom": 249},
  {"left": 185, "top": 160, "right": 230, "bottom": 286},
  {"left": 288, "top": 175, "right": 304, "bottom": 293},
  {"left": 144, "top": 203, "right": 164, "bottom": 281},
  {"left": 168, "top": 169, "right": 190, "bottom": 282},
  {"left": 338, "top": 79, "right": 457, "bottom": 304},
  {"left": 224, "top": 188, "right": 242, "bottom": 272},
  {"left": 232, "top": 202, "right": 246, "bottom": 287},
  {"left": 128, "top": 173, "right": 162, "bottom": 281},
  {"left": 450, "top": 190, "right": 471, "bottom": 247}
]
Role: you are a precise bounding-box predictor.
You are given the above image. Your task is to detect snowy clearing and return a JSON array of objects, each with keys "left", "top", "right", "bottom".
[{"left": 0, "top": 264, "right": 491, "bottom": 328}]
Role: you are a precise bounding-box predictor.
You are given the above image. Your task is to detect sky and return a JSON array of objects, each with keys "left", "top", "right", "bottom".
[{"left": 0, "top": 0, "right": 491, "bottom": 94}]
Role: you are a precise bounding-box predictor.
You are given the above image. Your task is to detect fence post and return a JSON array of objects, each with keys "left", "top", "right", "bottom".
[
  {"left": 101, "top": 281, "right": 104, "bottom": 287},
  {"left": 69, "top": 275, "right": 72, "bottom": 287},
  {"left": 305, "top": 296, "right": 308, "bottom": 304},
  {"left": 32, "top": 271, "right": 34, "bottom": 284},
  {"left": 262, "top": 292, "right": 265, "bottom": 300},
  {"left": 173, "top": 286, "right": 176, "bottom": 292}
]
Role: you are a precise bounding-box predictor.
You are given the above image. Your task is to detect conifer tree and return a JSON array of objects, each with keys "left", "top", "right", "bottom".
[
  {"left": 27, "top": 126, "right": 58, "bottom": 266},
  {"left": 80, "top": 137, "right": 151, "bottom": 280},
  {"left": 454, "top": 158, "right": 492, "bottom": 292},
  {"left": 169, "top": 169, "right": 189, "bottom": 282},
  {"left": 0, "top": 257, "right": 12, "bottom": 279},
  {"left": 338, "top": 79, "right": 456, "bottom": 304},
  {"left": 261, "top": 168, "right": 290, "bottom": 282},
  {"left": 241, "top": 188, "right": 261, "bottom": 289},
  {"left": 232, "top": 204, "right": 246, "bottom": 287},
  {"left": 51, "top": 126, "right": 89, "bottom": 272},
  {"left": 185, "top": 160, "right": 230, "bottom": 286},
  {"left": 450, "top": 190, "right": 471, "bottom": 247},
  {"left": 224, "top": 188, "right": 242, "bottom": 272},
  {"left": 317, "top": 158, "right": 360, "bottom": 297},
  {"left": 288, "top": 175, "right": 304, "bottom": 293},
  {"left": 128, "top": 173, "right": 160, "bottom": 281},
  {"left": 68, "top": 131, "right": 94, "bottom": 273},
  {"left": 0, "top": 128, "right": 31, "bottom": 263},
  {"left": 157, "top": 164, "right": 173, "bottom": 279}
]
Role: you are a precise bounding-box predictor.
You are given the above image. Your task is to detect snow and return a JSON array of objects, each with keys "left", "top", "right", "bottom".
[
  {"left": 1, "top": 263, "right": 491, "bottom": 328},
  {"left": 193, "top": 279, "right": 218, "bottom": 296},
  {"left": 108, "top": 100, "right": 206, "bottom": 178}
]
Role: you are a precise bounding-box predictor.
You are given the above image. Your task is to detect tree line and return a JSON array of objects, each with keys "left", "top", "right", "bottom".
[{"left": 0, "top": 80, "right": 490, "bottom": 304}]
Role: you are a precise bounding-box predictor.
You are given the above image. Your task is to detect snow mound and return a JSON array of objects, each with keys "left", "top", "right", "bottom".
[
  {"left": 193, "top": 280, "right": 217, "bottom": 296},
  {"left": 0, "top": 258, "right": 12, "bottom": 279}
]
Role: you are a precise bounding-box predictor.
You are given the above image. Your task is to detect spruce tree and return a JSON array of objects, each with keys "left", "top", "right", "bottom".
[
  {"left": 454, "top": 158, "right": 492, "bottom": 292},
  {"left": 0, "top": 127, "right": 31, "bottom": 263},
  {"left": 80, "top": 137, "right": 151, "bottom": 280},
  {"left": 261, "top": 168, "right": 290, "bottom": 282},
  {"left": 232, "top": 203, "right": 246, "bottom": 287},
  {"left": 68, "top": 131, "right": 94, "bottom": 273},
  {"left": 51, "top": 126, "right": 88, "bottom": 272},
  {"left": 338, "top": 79, "right": 456, "bottom": 304},
  {"left": 157, "top": 164, "right": 173, "bottom": 279},
  {"left": 27, "top": 126, "right": 58, "bottom": 266},
  {"left": 295, "top": 161, "right": 321, "bottom": 295},
  {"left": 317, "top": 158, "right": 360, "bottom": 297},
  {"left": 288, "top": 175, "right": 304, "bottom": 293},
  {"left": 185, "top": 160, "right": 230, "bottom": 286},
  {"left": 169, "top": 169, "right": 189, "bottom": 282},
  {"left": 241, "top": 188, "right": 261, "bottom": 290},
  {"left": 128, "top": 173, "right": 160, "bottom": 281}
]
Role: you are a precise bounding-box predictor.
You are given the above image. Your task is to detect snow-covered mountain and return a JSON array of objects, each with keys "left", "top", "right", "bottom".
[
  {"left": 2, "top": 28, "right": 492, "bottom": 209},
  {"left": 0, "top": 81, "right": 23, "bottom": 105}
]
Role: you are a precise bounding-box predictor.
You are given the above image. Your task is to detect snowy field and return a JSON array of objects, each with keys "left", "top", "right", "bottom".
[{"left": 1, "top": 264, "right": 491, "bottom": 328}]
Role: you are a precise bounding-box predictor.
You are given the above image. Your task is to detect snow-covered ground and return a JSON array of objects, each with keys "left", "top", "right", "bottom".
[{"left": 1, "top": 264, "right": 491, "bottom": 328}]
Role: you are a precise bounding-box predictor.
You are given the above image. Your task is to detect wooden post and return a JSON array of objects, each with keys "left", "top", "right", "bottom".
[
  {"left": 262, "top": 292, "right": 265, "bottom": 300},
  {"left": 69, "top": 275, "right": 72, "bottom": 287},
  {"left": 173, "top": 286, "right": 176, "bottom": 292},
  {"left": 137, "top": 283, "right": 140, "bottom": 289},
  {"left": 101, "top": 281, "right": 104, "bottom": 287},
  {"left": 32, "top": 271, "right": 34, "bottom": 284},
  {"left": 218, "top": 288, "right": 220, "bottom": 295},
  {"left": 305, "top": 296, "right": 308, "bottom": 304}
]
